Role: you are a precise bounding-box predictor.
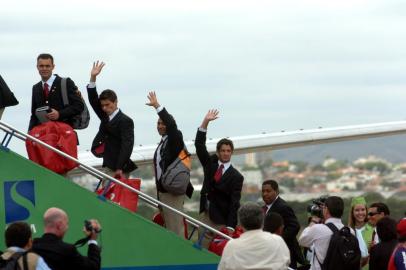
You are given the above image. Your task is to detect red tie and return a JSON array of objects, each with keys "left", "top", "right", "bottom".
[
  {"left": 214, "top": 164, "right": 224, "bottom": 182},
  {"left": 43, "top": 83, "right": 49, "bottom": 99}
]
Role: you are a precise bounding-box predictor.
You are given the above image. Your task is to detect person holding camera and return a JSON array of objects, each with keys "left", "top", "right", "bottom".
[
  {"left": 32, "top": 207, "right": 101, "bottom": 270},
  {"left": 298, "top": 196, "right": 358, "bottom": 270}
]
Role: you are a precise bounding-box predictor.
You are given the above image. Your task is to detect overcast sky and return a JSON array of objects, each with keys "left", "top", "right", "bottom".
[{"left": 1, "top": 0, "right": 406, "bottom": 156}]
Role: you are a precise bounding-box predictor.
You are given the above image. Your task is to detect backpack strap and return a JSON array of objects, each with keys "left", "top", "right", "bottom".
[
  {"left": 325, "top": 222, "right": 339, "bottom": 234},
  {"left": 60, "top": 77, "right": 69, "bottom": 106},
  {"left": 21, "top": 252, "right": 28, "bottom": 270}
]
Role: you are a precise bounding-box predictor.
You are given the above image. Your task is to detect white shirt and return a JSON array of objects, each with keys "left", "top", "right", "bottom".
[
  {"left": 6, "top": 247, "right": 51, "bottom": 270},
  {"left": 298, "top": 218, "right": 344, "bottom": 270},
  {"left": 264, "top": 195, "right": 280, "bottom": 214},
  {"left": 109, "top": 108, "right": 120, "bottom": 121},
  {"left": 42, "top": 74, "right": 56, "bottom": 89},
  {"left": 156, "top": 135, "right": 168, "bottom": 180},
  {"left": 218, "top": 229, "right": 290, "bottom": 270},
  {"left": 355, "top": 227, "right": 369, "bottom": 258},
  {"left": 217, "top": 160, "right": 231, "bottom": 175}
]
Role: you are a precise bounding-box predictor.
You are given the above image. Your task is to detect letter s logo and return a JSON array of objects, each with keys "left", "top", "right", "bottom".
[{"left": 4, "top": 180, "right": 35, "bottom": 224}]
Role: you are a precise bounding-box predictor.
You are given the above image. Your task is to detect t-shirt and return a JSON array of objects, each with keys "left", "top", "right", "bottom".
[{"left": 394, "top": 246, "right": 406, "bottom": 270}]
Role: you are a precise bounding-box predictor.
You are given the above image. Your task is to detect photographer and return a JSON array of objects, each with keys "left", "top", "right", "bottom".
[
  {"left": 298, "top": 196, "right": 355, "bottom": 270},
  {"left": 32, "top": 207, "right": 101, "bottom": 270}
]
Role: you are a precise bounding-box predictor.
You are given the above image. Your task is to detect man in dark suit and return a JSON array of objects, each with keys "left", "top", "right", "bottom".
[
  {"left": 87, "top": 61, "right": 136, "bottom": 179},
  {"left": 29, "top": 53, "right": 84, "bottom": 131},
  {"left": 146, "top": 91, "right": 193, "bottom": 237},
  {"left": 262, "top": 179, "right": 304, "bottom": 269},
  {"left": 195, "top": 109, "right": 244, "bottom": 248},
  {"left": 32, "top": 207, "right": 101, "bottom": 270}
]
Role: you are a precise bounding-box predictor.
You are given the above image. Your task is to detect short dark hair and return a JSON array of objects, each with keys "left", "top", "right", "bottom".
[
  {"left": 262, "top": 179, "right": 279, "bottom": 192},
  {"left": 370, "top": 202, "right": 390, "bottom": 216},
  {"left": 99, "top": 89, "right": 117, "bottom": 102},
  {"left": 37, "top": 53, "right": 54, "bottom": 64},
  {"left": 5, "top": 221, "right": 32, "bottom": 248},
  {"left": 325, "top": 196, "right": 344, "bottom": 218},
  {"left": 263, "top": 212, "right": 284, "bottom": 234},
  {"left": 376, "top": 217, "right": 397, "bottom": 242},
  {"left": 216, "top": 138, "right": 234, "bottom": 152},
  {"left": 238, "top": 202, "right": 263, "bottom": 230}
]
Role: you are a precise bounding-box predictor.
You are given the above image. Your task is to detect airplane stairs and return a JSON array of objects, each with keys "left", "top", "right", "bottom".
[{"left": 0, "top": 147, "right": 220, "bottom": 269}]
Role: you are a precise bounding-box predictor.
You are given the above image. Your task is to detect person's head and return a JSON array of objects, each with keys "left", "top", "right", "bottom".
[
  {"left": 216, "top": 138, "right": 234, "bottom": 163},
  {"left": 99, "top": 89, "right": 118, "bottom": 116},
  {"left": 348, "top": 196, "right": 368, "bottom": 228},
  {"left": 376, "top": 217, "right": 397, "bottom": 242},
  {"left": 238, "top": 202, "right": 263, "bottom": 231},
  {"left": 323, "top": 196, "right": 344, "bottom": 219},
  {"left": 368, "top": 202, "right": 390, "bottom": 227},
  {"left": 397, "top": 219, "right": 406, "bottom": 243},
  {"left": 262, "top": 180, "right": 279, "bottom": 205},
  {"left": 263, "top": 212, "right": 284, "bottom": 236},
  {"left": 36, "top": 53, "right": 55, "bottom": 81},
  {"left": 5, "top": 221, "right": 32, "bottom": 249},
  {"left": 43, "top": 207, "right": 69, "bottom": 238}
]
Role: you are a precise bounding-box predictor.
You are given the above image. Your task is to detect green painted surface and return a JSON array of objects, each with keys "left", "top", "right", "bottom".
[{"left": 0, "top": 148, "right": 220, "bottom": 268}]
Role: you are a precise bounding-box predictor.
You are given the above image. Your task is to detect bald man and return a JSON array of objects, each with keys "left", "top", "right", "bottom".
[{"left": 32, "top": 207, "right": 101, "bottom": 270}]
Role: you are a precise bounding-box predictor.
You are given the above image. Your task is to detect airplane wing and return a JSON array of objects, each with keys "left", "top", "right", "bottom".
[{"left": 78, "top": 120, "right": 406, "bottom": 168}]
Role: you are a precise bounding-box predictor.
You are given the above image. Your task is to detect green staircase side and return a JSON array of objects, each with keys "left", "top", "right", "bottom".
[{"left": 0, "top": 148, "right": 220, "bottom": 269}]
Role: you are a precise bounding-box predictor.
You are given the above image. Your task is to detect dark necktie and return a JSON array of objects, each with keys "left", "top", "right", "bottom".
[
  {"left": 214, "top": 164, "right": 224, "bottom": 182},
  {"left": 43, "top": 83, "right": 49, "bottom": 99},
  {"left": 262, "top": 205, "right": 268, "bottom": 214}
]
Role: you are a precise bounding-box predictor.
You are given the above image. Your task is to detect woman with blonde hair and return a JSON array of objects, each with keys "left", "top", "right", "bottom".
[{"left": 348, "top": 196, "right": 374, "bottom": 269}]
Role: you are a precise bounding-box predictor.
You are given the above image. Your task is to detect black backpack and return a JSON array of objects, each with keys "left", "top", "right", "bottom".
[
  {"left": 0, "top": 252, "right": 28, "bottom": 270},
  {"left": 320, "top": 223, "right": 361, "bottom": 270},
  {"left": 61, "top": 77, "right": 90, "bottom": 130}
]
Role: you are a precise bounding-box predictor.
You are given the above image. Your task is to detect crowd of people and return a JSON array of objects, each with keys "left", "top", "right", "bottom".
[{"left": 1, "top": 54, "right": 406, "bottom": 270}]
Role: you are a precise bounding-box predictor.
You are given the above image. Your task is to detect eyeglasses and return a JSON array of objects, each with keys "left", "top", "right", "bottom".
[{"left": 368, "top": 212, "right": 379, "bottom": 217}]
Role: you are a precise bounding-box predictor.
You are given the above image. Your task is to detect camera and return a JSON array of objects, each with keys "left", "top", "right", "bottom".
[
  {"left": 306, "top": 196, "right": 328, "bottom": 219},
  {"left": 84, "top": 220, "right": 101, "bottom": 233}
]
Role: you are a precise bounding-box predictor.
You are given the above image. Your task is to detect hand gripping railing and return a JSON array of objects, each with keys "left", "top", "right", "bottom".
[{"left": 0, "top": 120, "right": 232, "bottom": 241}]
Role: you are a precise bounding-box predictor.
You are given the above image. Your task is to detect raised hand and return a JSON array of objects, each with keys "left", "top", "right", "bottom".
[
  {"left": 205, "top": 109, "right": 219, "bottom": 122},
  {"left": 90, "top": 61, "right": 106, "bottom": 82},
  {"left": 146, "top": 91, "right": 160, "bottom": 109},
  {"left": 200, "top": 109, "right": 220, "bottom": 129}
]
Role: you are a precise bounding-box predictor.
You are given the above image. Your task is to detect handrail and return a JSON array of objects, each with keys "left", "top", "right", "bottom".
[{"left": 0, "top": 120, "right": 232, "bottom": 241}]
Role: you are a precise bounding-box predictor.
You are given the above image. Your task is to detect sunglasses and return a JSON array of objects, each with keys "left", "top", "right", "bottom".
[{"left": 368, "top": 212, "right": 379, "bottom": 217}]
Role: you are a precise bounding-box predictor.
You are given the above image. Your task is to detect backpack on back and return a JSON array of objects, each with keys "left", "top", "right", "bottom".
[
  {"left": 61, "top": 77, "right": 90, "bottom": 130},
  {"left": 321, "top": 223, "right": 361, "bottom": 270},
  {"left": 0, "top": 252, "right": 28, "bottom": 270}
]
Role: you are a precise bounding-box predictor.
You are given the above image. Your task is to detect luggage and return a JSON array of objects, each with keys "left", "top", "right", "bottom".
[
  {"left": 97, "top": 177, "right": 141, "bottom": 212},
  {"left": 26, "top": 121, "right": 78, "bottom": 174},
  {"left": 152, "top": 212, "right": 189, "bottom": 239},
  {"left": 60, "top": 77, "right": 90, "bottom": 130},
  {"left": 208, "top": 226, "right": 243, "bottom": 256},
  {"left": 161, "top": 148, "right": 191, "bottom": 195}
]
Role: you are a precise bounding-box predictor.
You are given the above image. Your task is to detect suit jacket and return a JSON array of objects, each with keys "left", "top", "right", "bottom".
[
  {"left": 266, "top": 196, "right": 305, "bottom": 267},
  {"left": 87, "top": 86, "right": 136, "bottom": 173},
  {"left": 153, "top": 107, "right": 193, "bottom": 198},
  {"left": 0, "top": 75, "right": 18, "bottom": 108},
  {"left": 29, "top": 75, "right": 84, "bottom": 130},
  {"left": 32, "top": 233, "right": 101, "bottom": 270},
  {"left": 195, "top": 129, "right": 244, "bottom": 228}
]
